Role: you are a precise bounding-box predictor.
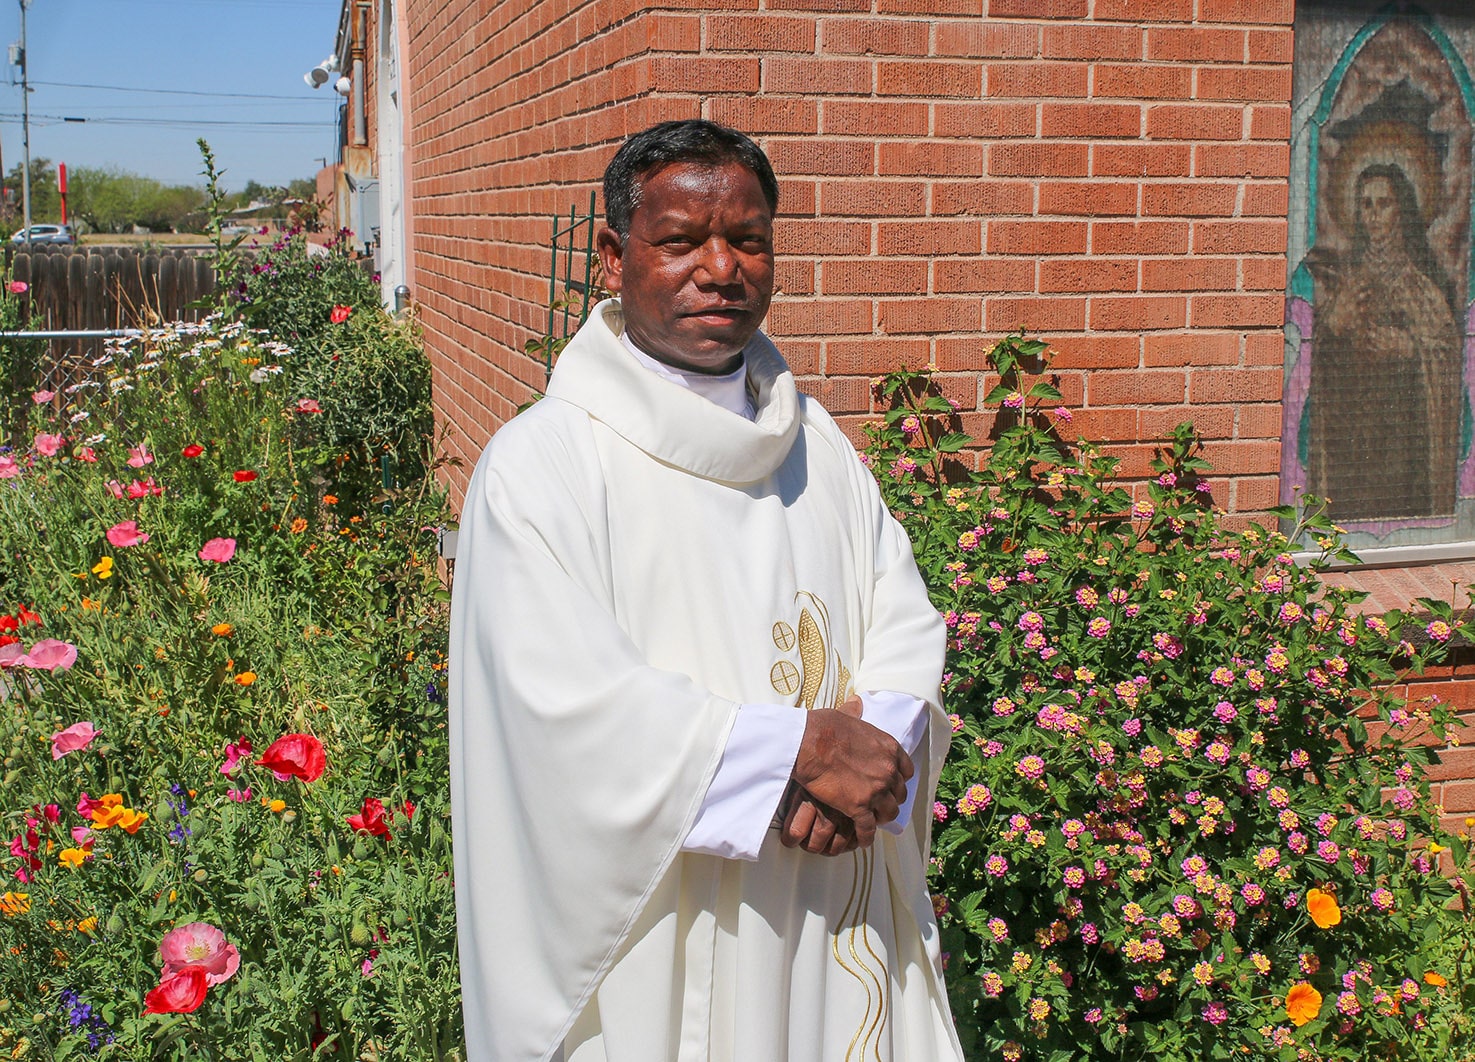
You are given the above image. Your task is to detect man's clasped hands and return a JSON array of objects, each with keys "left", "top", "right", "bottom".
[{"left": 779, "top": 696, "right": 914, "bottom": 858}]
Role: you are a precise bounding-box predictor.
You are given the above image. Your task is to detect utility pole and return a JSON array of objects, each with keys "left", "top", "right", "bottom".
[{"left": 18, "top": 0, "right": 30, "bottom": 246}]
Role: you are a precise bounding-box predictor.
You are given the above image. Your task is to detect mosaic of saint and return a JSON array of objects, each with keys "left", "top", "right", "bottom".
[{"left": 1283, "top": 9, "right": 1475, "bottom": 538}]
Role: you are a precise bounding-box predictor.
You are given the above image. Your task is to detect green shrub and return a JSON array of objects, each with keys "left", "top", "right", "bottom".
[
  {"left": 230, "top": 233, "right": 430, "bottom": 496},
  {"left": 863, "top": 336, "right": 1474, "bottom": 1060},
  {"left": 0, "top": 315, "right": 460, "bottom": 1060}
]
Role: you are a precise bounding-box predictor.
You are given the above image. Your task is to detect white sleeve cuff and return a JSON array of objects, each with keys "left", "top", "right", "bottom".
[
  {"left": 682, "top": 702, "right": 806, "bottom": 861},
  {"left": 859, "top": 690, "right": 929, "bottom": 835}
]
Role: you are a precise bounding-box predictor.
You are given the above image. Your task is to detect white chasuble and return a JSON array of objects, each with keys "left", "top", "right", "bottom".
[{"left": 449, "top": 300, "right": 961, "bottom": 1062}]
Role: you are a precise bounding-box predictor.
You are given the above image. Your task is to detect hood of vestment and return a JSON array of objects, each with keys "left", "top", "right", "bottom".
[{"left": 545, "top": 299, "right": 800, "bottom": 485}]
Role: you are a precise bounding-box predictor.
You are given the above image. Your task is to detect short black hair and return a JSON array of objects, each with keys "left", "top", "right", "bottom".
[{"left": 603, "top": 119, "right": 779, "bottom": 238}]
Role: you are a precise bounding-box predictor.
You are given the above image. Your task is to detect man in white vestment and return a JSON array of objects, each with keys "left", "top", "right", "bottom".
[{"left": 449, "top": 120, "right": 962, "bottom": 1062}]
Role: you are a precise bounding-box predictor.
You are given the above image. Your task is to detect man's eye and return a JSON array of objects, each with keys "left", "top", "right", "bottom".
[{"left": 661, "top": 236, "right": 697, "bottom": 248}]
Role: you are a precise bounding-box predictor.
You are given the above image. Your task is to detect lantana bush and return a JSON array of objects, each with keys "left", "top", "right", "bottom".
[
  {"left": 0, "top": 310, "right": 460, "bottom": 1059},
  {"left": 863, "top": 336, "right": 1475, "bottom": 1060}
]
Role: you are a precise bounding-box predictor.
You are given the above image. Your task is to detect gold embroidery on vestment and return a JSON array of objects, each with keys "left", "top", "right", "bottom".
[{"left": 767, "top": 592, "right": 887, "bottom": 1055}]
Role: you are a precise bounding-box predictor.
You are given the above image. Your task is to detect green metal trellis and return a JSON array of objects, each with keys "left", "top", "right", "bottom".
[{"left": 544, "top": 190, "right": 599, "bottom": 381}]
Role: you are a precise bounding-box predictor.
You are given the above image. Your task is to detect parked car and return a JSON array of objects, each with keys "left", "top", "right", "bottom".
[{"left": 10, "top": 224, "right": 76, "bottom": 245}]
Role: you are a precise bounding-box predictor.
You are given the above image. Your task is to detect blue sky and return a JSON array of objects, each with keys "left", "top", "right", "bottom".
[{"left": 0, "top": 0, "right": 342, "bottom": 191}]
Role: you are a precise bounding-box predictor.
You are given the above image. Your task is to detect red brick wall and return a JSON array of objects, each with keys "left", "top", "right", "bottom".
[{"left": 403, "top": 0, "right": 1293, "bottom": 519}]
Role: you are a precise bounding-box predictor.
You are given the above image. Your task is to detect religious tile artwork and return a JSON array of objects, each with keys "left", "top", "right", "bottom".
[{"left": 1282, "top": 1, "right": 1475, "bottom": 551}]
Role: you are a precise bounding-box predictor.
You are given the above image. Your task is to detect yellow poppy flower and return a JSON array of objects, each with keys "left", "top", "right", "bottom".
[
  {"left": 58, "top": 848, "right": 87, "bottom": 869},
  {"left": 1425, "top": 971, "right": 1449, "bottom": 987},
  {"left": 91, "top": 556, "right": 114, "bottom": 579},
  {"left": 212, "top": 622, "right": 234, "bottom": 637},
  {"left": 1306, "top": 888, "right": 1341, "bottom": 929},
  {"left": 117, "top": 808, "right": 148, "bottom": 834},
  {"left": 90, "top": 805, "right": 124, "bottom": 830},
  {"left": 0, "top": 891, "right": 30, "bottom": 916},
  {"left": 77, "top": 916, "right": 98, "bottom": 934},
  {"left": 234, "top": 671, "right": 257, "bottom": 686},
  {"left": 1285, "top": 982, "right": 1322, "bottom": 1026}
]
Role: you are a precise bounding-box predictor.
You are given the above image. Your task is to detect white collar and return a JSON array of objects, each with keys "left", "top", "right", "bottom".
[
  {"left": 619, "top": 330, "right": 755, "bottom": 421},
  {"left": 545, "top": 299, "right": 799, "bottom": 485}
]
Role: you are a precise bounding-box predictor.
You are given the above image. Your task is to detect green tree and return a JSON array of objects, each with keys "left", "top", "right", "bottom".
[{"left": 4, "top": 156, "right": 62, "bottom": 224}]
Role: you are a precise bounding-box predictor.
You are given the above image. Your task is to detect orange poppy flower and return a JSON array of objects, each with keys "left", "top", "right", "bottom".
[
  {"left": 1306, "top": 888, "right": 1341, "bottom": 929},
  {"left": 1285, "top": 982, "right": 1322, "bottom": 1026},
  {"left": 1424, "top": 971, "right": 1449, "bottom": 987}
]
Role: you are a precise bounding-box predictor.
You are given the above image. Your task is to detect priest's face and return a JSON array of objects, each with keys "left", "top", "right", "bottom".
[{"left": 598, "top": 160, "right": 775, "bottom": 375}]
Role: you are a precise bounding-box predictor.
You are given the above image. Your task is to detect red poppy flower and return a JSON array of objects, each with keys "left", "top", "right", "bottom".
[
  {"left": 0, "top": 615, "right": 16, "bottom": 632},
  {"left": 17, "top": 605, "right": 40, "bottom": 626},
  {"left": 182, "top": 444, "right": 204, "bottom": 458},
  {"left": 255, "top": 733, "right": 326, "bottom": 783},
  {"left": 330, "top": 305, "right": 352, "bottom": 324},
  {"left": 346, "top": 797, "right": 390, "bottom": 837},
  {"left": 142, "top": 965, "right": 209, "bottom": 1015},
  {"left": 233, "top": 470, "right": 258, "bottom": 483}
]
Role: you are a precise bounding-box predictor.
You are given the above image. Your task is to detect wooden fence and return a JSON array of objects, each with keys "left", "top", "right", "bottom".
[{"left": 7, "top": 244, "right": 218, "bottom": 336}]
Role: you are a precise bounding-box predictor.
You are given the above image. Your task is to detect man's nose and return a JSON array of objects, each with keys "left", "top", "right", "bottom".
[{"left": 696, "top": 239, "right": 740, "bottom": 285}]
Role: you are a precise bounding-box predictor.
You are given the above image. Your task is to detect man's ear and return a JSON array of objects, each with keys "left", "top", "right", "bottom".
[{"left": 595, "top": 226, "right": 624, "bottom": 295}]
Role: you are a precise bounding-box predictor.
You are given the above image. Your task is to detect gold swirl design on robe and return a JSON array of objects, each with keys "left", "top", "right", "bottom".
[{"left": 768, "top": 591, "right": 887, "bottom": 1057}]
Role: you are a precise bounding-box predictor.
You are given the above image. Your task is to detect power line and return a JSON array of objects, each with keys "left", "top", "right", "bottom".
[
  {"left": 0, "top": 112, "right": 326, "bottom": 129},
  {"left": 29, "top": 79, "right": 326, "bottom": 101}
]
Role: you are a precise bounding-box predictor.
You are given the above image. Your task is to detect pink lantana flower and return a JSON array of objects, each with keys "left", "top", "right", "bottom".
[
  {"left": 50, "top": 721, "right": 100, "bottom": 760},
  {"left": 198, "top": 537, "right": 237, "bottom": 563},
  {"left": 33, "top": 432, "right": 63, "bottom": 457},
  {"left": 126, "top": 443, "right": 154, "bottom": 468},
  {"left": 106, "top": 520, "right": 150, "bottom": 548},
  {"left": 17, "top": 638, "right": 77, "bottom": 672},
  {"left": 158, "top": 922, "right": 241, "bottom": 986}
]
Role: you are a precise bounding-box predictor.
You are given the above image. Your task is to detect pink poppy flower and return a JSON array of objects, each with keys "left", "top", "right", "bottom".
[
  {"left": 226, "top": 787, "right": 252, "bottom": 802},
  {"left": 8, "top": 280, "right": 28, "bottom": 294},
  {"left": 51, "top": 721, "right": 100, "bottom": 760},
  {"left": 70, "top": 826, "right": 92, "bottom": 845},
  {"left": 75, "top": 446, "right": 97, "bottom": 463},
  {"left": 142, "top": 966, "right": 209, "bottom": 1015},
  {"left": 126, "top": 443, "right": 154, "bottom": 468},
  {"left": 198, "top": 538, "right": 236, "bottom": 563},
  {"left": 76, "top": 792, "right": 106, "bottom": 818},
  {"left": 0, "top": 455, "right": 18, "bottom": 480},
  {"left": 158, "top": 922, "right": 241, "bottom": 986},
  {"left": 17, "top": 638, "right": 77, "bottom": 672},
  {"left": 220, "top": 737, "right": 252, "bottom": 775},
  {"left": 33, "top": 433, "right": 63, "bottom": 457},
  {"left": 255, "top": 733, "right": 326, "bottom": 782},
  {"left": 294, "top": 398, "right": 322, "bottom": 414},
  {"left": 126, "top": 477, "right": 163, "bottom": 499},
  {"left": 106, "top": 520, "right": 150, "bottom": 548},
  {"left": 0, "top": 642, "right": 23, "bottom": 668},
  {"left": 30, "top": 390, "right": 52, "bottom": 404},
  {"left": 104, "top": 479, "right": 124, "bottom": 498}
]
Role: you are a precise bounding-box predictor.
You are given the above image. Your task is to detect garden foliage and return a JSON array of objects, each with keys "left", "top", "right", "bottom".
[
  {"left": 862, "top": 336, "right": 1475, "bottom": 1060},
  {"left": 0, "top": 311, "right": 460, "bottom": 1059},
  {"left": 230, "top": 229, "right": 432, "bottom": 495}
]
